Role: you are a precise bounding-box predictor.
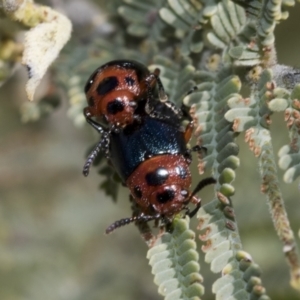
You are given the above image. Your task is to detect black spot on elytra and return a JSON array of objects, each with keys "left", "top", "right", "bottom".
[
  {"left": 107, "top": 99, "right": 125, "bottom": 115},
  {"left": 156, "top": 188, "right": 175, "bottom": 203},
  {"left": 145, "top": 168, "right": 169, "bottom": 186},
  {"left": 97, "top": 76, "right": 119, "bottom": 95}
]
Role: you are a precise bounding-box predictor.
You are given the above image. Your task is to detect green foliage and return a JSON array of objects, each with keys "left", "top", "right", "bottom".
[
  {"left": 1, "top": 0, "right": 300, "bottom": 299},
  {"left": 147, "top": 217, "right": 205, "bottom": 299},
  {"left": 119, "top": 0, "right": 171, "bottom": 39}
]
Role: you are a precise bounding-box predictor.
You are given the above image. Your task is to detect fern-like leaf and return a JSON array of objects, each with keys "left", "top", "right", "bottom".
[
  {"left": 226, "top": 69, "right": 300, "bottom": 290},
  {"left": 159, "top": 0, "right": 206, "bottom": 54},
  {"left": 147, "top": 217, "right": 205, "bottom": 299},
  {"left": 205, "top": 0, "right": 265, "bottom": 68},
  {"left": 184, "top": 72, "right": 241, "bottom": 173},
  {"left": 182, "top": 60, "right": 274, "bottom": 297},
  {"left": 118, "top": 0, "right": 174, "bottom": 40},
  {"left": 278, "top": 82, "right": 300, "bottom": 182},
  {"left": 230, "top": 0, "right": 262, "bottom": 17},
  {"left": 213, "top": 250, "right": 271, "bottom": 300}
]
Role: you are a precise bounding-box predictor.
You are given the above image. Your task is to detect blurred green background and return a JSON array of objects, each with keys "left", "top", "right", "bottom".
[{"left": 0, "top": 2, "right": 300, "bottom": 300}]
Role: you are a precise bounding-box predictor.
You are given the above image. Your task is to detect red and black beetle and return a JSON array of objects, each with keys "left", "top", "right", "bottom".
[
  {"left": 104, "top": 116, "right": 215, "bottom": 233},
  {"left": 83, "top": 59, "right": 167, "bottom": 132},
  {"left": 83, "top": 60, "right": 216, "bottom": 233}
]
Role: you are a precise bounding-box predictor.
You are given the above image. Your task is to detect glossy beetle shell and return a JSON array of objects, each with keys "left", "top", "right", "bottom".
[
  {"left": 109, "top": 116, "right": 187, "bottom": 181},
  {"left": 126, "top": 154, "right": 192, "bottom": 217},
  {"left": 84, "top": 60, "right": 155, "bottom": 126}
]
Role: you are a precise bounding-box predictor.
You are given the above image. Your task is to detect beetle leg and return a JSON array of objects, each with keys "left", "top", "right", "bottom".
[
  {"left": 83, "top": 108, "right": 104, "bottom": 134},
  {"left": 184, "top": 121, "right": 194, "bottom": 143},
  {"left": 188, "top": 196, "right": 201, "bottom": 218},
  {"left": 153, "top": 68, "right": 168, "bottom": 102}
]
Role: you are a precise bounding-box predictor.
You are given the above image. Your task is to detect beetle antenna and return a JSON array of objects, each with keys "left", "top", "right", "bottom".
[
  {"left": 83, "top": 108, "right": 105, "bottom": 134},
  {"left": 83, "top": 133, "right": 109, "bottom": 176},
  {"left": 105, "top": 213, "right": 160, "bottom": 234}
]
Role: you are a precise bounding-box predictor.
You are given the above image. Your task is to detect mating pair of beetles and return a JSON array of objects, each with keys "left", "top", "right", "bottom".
[{"left": 82, "top": 60, "right": 216, "bottom": 234}]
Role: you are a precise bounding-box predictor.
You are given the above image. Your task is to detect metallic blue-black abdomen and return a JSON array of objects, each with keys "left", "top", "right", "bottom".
[{"left": 109, "top": 116, "right": 187, "bottom": 181}]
